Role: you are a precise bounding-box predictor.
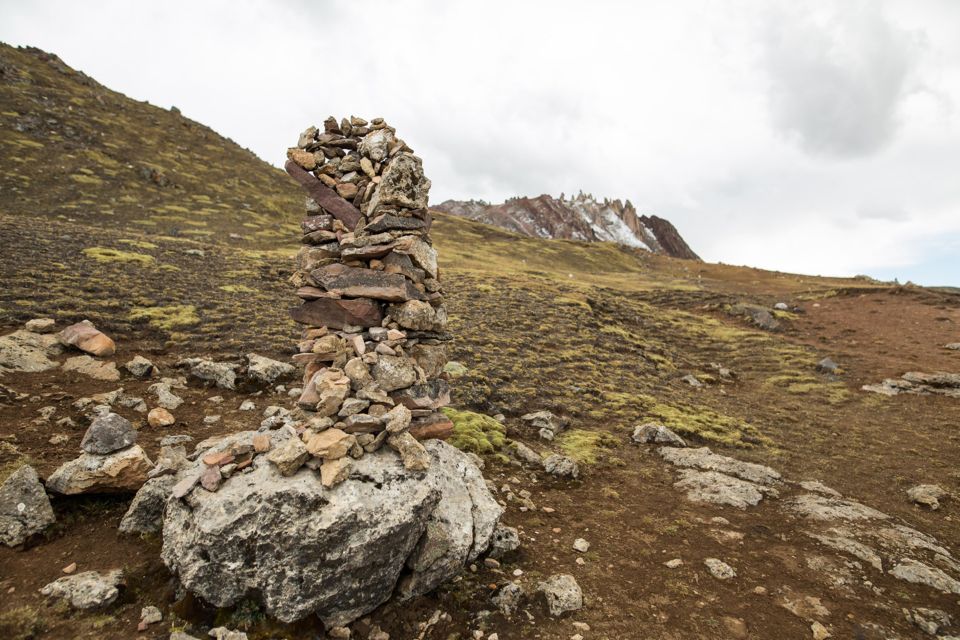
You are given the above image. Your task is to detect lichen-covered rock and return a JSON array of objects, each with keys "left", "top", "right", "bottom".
[
  {"left": 245, "top": 353, "right": 296, "bottom": 385},
  {"left": 119, "top": 475, "right": 177, "bottom": 535},
  {"left": 40, "top": 569, "right": 124, "bottom": 609},
  {"left": 0, "top": 329, "right": 62, "bottom": 375},
  {"left": 537, "top": 574, "right": 583, "bottom": 616},
  {"left": 0, "top": 465, "right": 55, "bottom": 546},
  {"left": 161, "top": 432, "right": 500, "bottom": 626},
  {"left": 543, "top": 454, "right": 579, "bottom": 479},
  {"left": 369, "top": 153, "right": 430, "bottom": 212},
  {"left": 177, "top": 358, "right": 239, "bottom": 390}
]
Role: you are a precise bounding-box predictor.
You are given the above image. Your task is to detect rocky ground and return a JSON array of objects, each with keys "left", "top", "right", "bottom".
[{"left": 1, "top": 43, "right": 959, "bottom": 640}]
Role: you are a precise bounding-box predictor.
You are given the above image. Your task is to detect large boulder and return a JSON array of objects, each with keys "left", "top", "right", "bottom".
[
  {"left": 58, "top": 320, "right": 116, "bottom": 357},
  {"left": 161, "top": 430, "right": 501, "bottom": 626},
  {"left": 0, "top": 465, "right": 56, "bottom": 546},
  {"left": 80, "top": 412, "right": 137, "bottom": 454},
  {"left": 0, "top": 329, "right": 62, "bottom": 376},
  {"left": 245, "top": 353, "right": 295, "bottom": 385}
]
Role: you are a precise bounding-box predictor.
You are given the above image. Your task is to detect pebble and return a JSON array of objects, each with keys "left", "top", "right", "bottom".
[
  {"left": 203, "top": 414, "right": 221, "bottom": 425},
  {"left": 572, "top": 538, "right": 590, "bottom": 553},
  {"left": 664, "top": 558, "right": 683, "bottom": 568},
  {"left": 328, "top": 627, "right": 351, "bottom": 639},
  {"left": 704, "top": 558, "right": 736, "bottom": 580},
  {"left": 484, "top": 558, "right": 501, "bottom": 569},
  {"left": 62, "top": 562, "right": 77, "bottom": 574}
]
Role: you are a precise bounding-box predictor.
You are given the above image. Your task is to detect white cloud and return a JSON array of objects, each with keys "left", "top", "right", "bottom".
[{"left": 1, "top": 0, "right": 958, "bottom": 284}]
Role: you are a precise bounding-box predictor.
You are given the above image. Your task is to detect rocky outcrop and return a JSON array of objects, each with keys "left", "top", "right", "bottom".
[
  {"left": 0, "top": 328, "right": 62, "bottom": 376},
  {"left": 434, "top": 193, "right": 700, "bottom": 260},
  {"left": 862, "top": 371, "right": 960, "bottom": 398},
  {"left": 40, "top": 569, "right": 124, "bottom": 609},
  {"left": 161, "top": 430, "right": 502, "bottom": 626}
]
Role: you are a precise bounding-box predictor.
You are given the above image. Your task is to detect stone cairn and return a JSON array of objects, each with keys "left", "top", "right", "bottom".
[{"left": 281, "top": 115, "right": 453, "bottom": 484}]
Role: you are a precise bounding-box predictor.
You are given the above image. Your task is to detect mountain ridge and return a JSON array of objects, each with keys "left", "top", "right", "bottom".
[{"left": 435, "top": 192, "right": 701, "bottom": 260}]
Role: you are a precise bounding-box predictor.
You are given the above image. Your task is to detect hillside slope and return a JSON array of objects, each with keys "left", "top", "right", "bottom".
[
  {"left": 1, "top": 44, "right": 959, "bottom": 640},
  {"left": 435, "top": 192, "right": 701, "bottom": 260}
]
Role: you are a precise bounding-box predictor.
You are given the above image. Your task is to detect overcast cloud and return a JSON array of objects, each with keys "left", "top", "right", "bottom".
[{"left": 2, "top": 0, "right": 958, "bottom": 285}]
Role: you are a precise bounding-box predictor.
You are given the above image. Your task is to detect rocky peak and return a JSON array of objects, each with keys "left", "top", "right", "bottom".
[{"left": 434, "top": 194, "right": 700, "bottom": 260}]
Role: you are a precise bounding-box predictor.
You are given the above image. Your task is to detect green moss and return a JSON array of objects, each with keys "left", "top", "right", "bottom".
[
  {"left": 82, "top": 247, "right": 155, "bottom": 265},
  {"left": 636, "top": 394, "right": 769, "bottom": 447},
  {"left": 556, "top": 429, "right": 619, "bottom": 465},
  {"left": 118, "top": 238, "right": 158, "bottom": 249},
  {"left": 476, "top": 284, "right": 496, "bottom": 294},
  {"left": 70, "top": 173, "right": 102, "bottom": 185},
  {"left": 129, "top": 304, "right": 200, "bottom": 331},
  {"left": 219, "top": 284, "right": 256, "bottom": 293},
  {"left": 0, "top": 606, "right": 48, "bottom": 640},
  {"left": 442, "top": 408, "right": 506, "bottom": 454}
]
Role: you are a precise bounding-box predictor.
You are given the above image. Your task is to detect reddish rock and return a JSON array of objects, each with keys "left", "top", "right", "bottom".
[
  {"left": 284, "top": 159, "right": 361, "bottom": 230},
  {"left": 409, "top": 416, "right": 454, "bottom": 441},
  {"left": 252, "top": 434, "right": 271, "bottom": 453},
  {"left": 290, "top": 298, "right": 383, "bottom": 329},
  {"left": 311, "top": 264, "right": 424, "bottom": 302},
  {"left": 58, "top": 321, "right": 116, "bottom": 357}
]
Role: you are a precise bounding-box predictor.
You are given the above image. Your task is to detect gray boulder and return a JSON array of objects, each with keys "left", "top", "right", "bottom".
[
  {"left": 40, "top": 569, "right": 124, "bottom": 609},
  {"left": 537, "top": 574, "right": 583, "bottom": 616},
  {"left": 907, "top": 484, "right": 948, "bottom": 510},
  {"left": 245, "top": 353, "right": 295, "bottom": 385},
  {"left": 0, "top": 465, "right": 56, "bottom": 546},
  {"left": 81, "top": 412, "right": 137, "bottom": 454},
  {"left": 632, "top": 423, "right": 686, "bottom": 447},
  {"left": 177, "top": 358, "right": 239, "bottom": 390},
  {"left": 162, "top": 431, "right": 501, "bottom": 626},
  {"left": 543, "top": 454, "right": 579, "bottom": 479}
]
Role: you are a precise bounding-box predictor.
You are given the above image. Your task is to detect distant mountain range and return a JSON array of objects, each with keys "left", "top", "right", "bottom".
[{"left": 433, "top": 192, "right": 700, "bottom": 260}]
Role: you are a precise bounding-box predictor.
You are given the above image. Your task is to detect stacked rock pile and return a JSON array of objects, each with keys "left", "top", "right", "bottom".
[{"left": 281, "top": 116, "right": 453, "bottom": 485}]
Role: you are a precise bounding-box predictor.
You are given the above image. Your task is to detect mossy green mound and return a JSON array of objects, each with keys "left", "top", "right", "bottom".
[{"left": 443, "top": 408, "right": 506, "bottom": 454}]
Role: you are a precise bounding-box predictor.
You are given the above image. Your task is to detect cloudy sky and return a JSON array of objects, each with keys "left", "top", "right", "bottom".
[{"left": 3, "top": 1, "right": 959, "bottom": 285}]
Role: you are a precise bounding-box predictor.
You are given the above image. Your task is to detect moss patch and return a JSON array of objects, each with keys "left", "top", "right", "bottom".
[
  {"left": 129, "top": 304, "right": 200, "bottom": 331},
  {"left": 556, "top": 429, "right": 620, "bottom": 465},
  {"left": 637, "top": 394, "right": 769, "bottom": 447},
  {"left": 443, "top": 408, "right": 506, "bottom": 454},
  {"left": 82, "top": 247, "right": 155, "bottom": 265}
]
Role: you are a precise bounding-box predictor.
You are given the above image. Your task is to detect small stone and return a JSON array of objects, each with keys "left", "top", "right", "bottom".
[
  {"left": 484, "top": 557, "right": 501, "bottom": 569},
  {"left": 681, "top": 374, "right": 702, "bottom": 388},
  {"left": 537, "top": 574, "right": 583, "bottom": 617},
  {"left": 246, "top": 353, "right": 296, "bottom": 385},
  {"left": 572, "top": 538, "right": 590, "bottom": 553},
  {"left": 488, "top": 525, "right": 521, "bottom": 558},
  {"left": 81, "top": 413, "right": 137, "bottom": 455},
  {"left": 382, "top": 403, "right": 412, "bottom": 434},
  {"left": 239, "top": 400, "right": 256, "bottom": 411},
  {"left": 543, "top": 454, "right": 579, "bottom": 479},
  {"left": 147, "top": 407, "right": 175, "bottom": 428},
  {"left": 252, "top": 433, "right": 271, "bottom": 453},
  {"left": 62, "top": 355, "right": 120, "bottom": 381},
  {"left": 306, "top": 428, "right": 356, "bottom": 460},
  {"left": 140, "top": 605, "right": 162, "bottom": 627},
  {"left": 203, "top": 414, "right": 221, "bottom": 425},
  {"left": 328, "top": 627, "right": 351, "bottom": 640},
  {"left": 387, "top": 430, "right": 430, "bottom": 471},
  {"left": 704, "top": 558, "right": 736, "bottom": 579},
  {"left": 664, "top": 558, "right": 683, "bottom": 568},
  {"left": 811, "top": 621, "right": 831, "bottom": 640},
  {"left": 816, "top": 357, "right": 839, "bottom": 374},
  {"left": 631, "top": 423, "right": 686, "bottom": 447},
  {"left": 40, "top": 569, "right": 124, "bottom": 609},
  {"left": 124, "top": 355, "right": 157, "bottom": 378},
  {"left": 753, "top": 586, "right": 767, "bottom": 595},
  {"left": 62, "top": 562, "right": 77, "bottom": 574},
  {"left": 722, "top": 617, "right": 748, "bottom": 639},
  {"left": 906, "top": 484, "right": 947, "bottom": 510},
  {"left": 266, "top": 437, "right": 310, "bottom": 476},
  {"left": 320, "top": 458, "right": 352, "bottom": 488},
  {"left": 200, "top": 466, "right": 222, "bottom": 492}
]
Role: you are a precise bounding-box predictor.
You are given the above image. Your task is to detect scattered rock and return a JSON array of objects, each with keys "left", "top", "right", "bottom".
[
  {"left": 0, "top": 464, "right": 56, "bottom": 547},
  {"left": 704, "top": 557, "right": 736, "bottom": 579},
  {"left": 681, "top": 374, "right": 703, "bottom": 387},
  {"left": 40, "top": 569, "right": 124, "bottom": 609},
  {"left": 177, "top": 357, "right": 240, "bottom": 390},
  {"left": 266, "top": 437, "right": 311, "bottom": 476},
  {"left": 945, "top": 343, "right": 960, "bottom": 351},
  {"left": 149, "top": 377, "right": 186, "bottom": 410},
  {"left": 509, "top": 441, "right": 542, "bottom": 465},
  {"left": 492, "top": 582, "right": 524, "bottom": 616},
  {"left": 487, "top": 525, "right": 521, "bottom": 559},
  {"left": 816, "top": 357, "right": 838, "bottom": 374},
  {"left": 58, "top": 320, "right": 116, "bottom": 357},
  {"left": 80, "top": 412, "right": 137, "bottom": 454},
  {"left": 543, "top": 454, "right": 579, "bottom": 479},
  {"left": 536, "top": 574, "right": 583, "bottom": 617},
  {"left": 139, "top": 605, "right": 163, "bottom": 629},
  {"left": 674, "top": 469, "right": 777, "bottom": 508},
  {"left": 572, "top": 538, "right": 590, "bottom": 552},
  {"left": 148, "top": 407, "right": 176, "bottom": 428},
  {"left": 62, "top": 355, "right": 120, "bottom": 381},
  {"left": 522, "top": 410, "right": 567, "bottom": 440},
  {"left": 659, "top": 447, "right": 781, "bottom": 485},
  {"left": 25, "top": 318, "right": 56, "bottom": 333},
  {"left": 664, "top": 558, "right": 684, "bottom": 568},
  {"left": 889, "top": 558, "right": 960, "bottom": 595},
  {"left": 125, "top": 355, "right": 158, "bottom": 378},
  {"left": 907, "top": 484, "right": 947, "bottom": 510},
  {"left": 904, "top": 607, "right": 952, "bottom": 636},
  {"left": 631, "top": 423, "right": 686, "bottom": 447},
  {"left": 810, "top": 621, "right": 831, "bottom": 640}
]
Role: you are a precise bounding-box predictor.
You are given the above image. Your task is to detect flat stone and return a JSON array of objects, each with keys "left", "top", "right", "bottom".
[
  {"left": 674, "top": 469, "right": 776, "bottom": 508},
  {"left": 177, "top": 358, "right": 239, "bottom": 390},
  {"left": 285, "top": 159, "right": 361, "bottom": 230},
  {"left": 266, "top": 437, "right": 311, "bottom": 476},
  {"left": 368, "top": 153, "right": 430, "bottom": 213},
  {"left": 40, "top": 569, "right": 124, "bottom": 609},
  {"left": 0, "top": 464, "right": 56, "bottom": 546},
  {"left": 290, "top": 298, "right": 383, "bottom": 329},
  {"left": 320, "top": 458, "right": 352, "bottom": 488},
  {"left": 889, "top": 558, "right": 960, "bottom": 594},
  {"left": 62, "top": 355, "right": 120, "bottom": 381},
  {"left": 312, "top": 264, "right": 424, "bottom": 302},
  {"left": 148, "top": 407, "right": 176, "bottom": 428},
  {"left": 25, "top": 318, "right": 56, "bottom": 333},
  {"left": 0, "top": 329, "right": 62, "bottom": 375},
  {"left": 148, "top": 377, "right": 186, "bottom": 410},
  {"left": 659, "top": 447, "right": 781, "bottom": 485},
  {"left": 124, "top": 355, "right": 157, "bottom": 378},
  {"left": 393, "top": 237, "right": 438, "bottom": 279},
  {"left": 46, "top": 445, "right": 153, "bottom": 494},
  {"left": 906, "top": 484, "right": 947, "bottom": 510},
  {"left": 81, "top": 412, "right": 137, "bottom": 454},
  {"left": 306, "top": 429, "right": 356, "bottom": 460},
  {"left": 387, "top": 430, "right": 430, "bottom": 471},
  {"left": 365, "top": 213, "right": 427, "bottom": 234}
]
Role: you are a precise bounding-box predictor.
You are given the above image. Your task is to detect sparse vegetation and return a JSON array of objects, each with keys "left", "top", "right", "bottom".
[
  {"left": 82, "top": 247, "right": 155, "bottom": 265},
  {"left": 443, "top": 408, "right": 507, "bottom": 454}
]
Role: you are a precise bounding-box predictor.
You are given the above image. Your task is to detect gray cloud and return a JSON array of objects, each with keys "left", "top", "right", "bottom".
[{"left": 759, "top": 2, "right": 920, "bottom": 157}]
